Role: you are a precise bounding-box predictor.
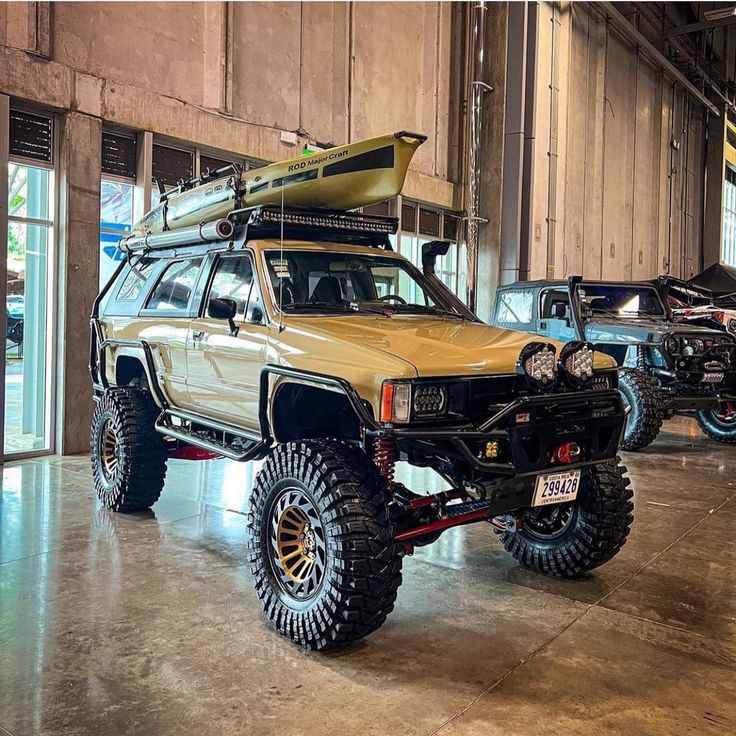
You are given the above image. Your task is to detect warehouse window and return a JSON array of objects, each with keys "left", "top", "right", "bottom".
[
  {"left": 5, "top": 108, "right": 56, "bottom": 457},
  {"left": 100, "top": 131, "right": 137, "bottom": 288},
  {"left": 723, "top": 165, "right": 736, "bottom": 268},
  {"left": 399, "top": 201, "right": 465, "bottom": 302}
]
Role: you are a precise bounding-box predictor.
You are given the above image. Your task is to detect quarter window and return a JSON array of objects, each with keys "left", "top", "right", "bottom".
[
  {"left": 116, "top": 258, "right": 155, "bottom": 302},
  {"left": 146, "top": 258, "right": 202, "bottom": 311}
]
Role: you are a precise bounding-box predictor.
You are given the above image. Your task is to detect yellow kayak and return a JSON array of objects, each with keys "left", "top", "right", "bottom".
[{"left": 132, "top": 131, "right": 426, "bottom": 236}]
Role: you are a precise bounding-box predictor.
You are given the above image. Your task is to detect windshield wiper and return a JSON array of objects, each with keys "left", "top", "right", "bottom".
[
  {"left": 281, "top": 301, "right": 352, "bottom": 312},
  {"left": 389, "top": 303, "right": 466, "bottom": 319}
]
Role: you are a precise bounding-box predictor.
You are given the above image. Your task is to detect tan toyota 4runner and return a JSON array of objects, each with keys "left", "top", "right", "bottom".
[{"left": 89, "top": 205, "right": 634, "bottom": 650}]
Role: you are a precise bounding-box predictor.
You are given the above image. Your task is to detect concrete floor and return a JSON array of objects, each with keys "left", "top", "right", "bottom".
[{"left": 0, "top": 415, "right": 735, "bottom": 736}]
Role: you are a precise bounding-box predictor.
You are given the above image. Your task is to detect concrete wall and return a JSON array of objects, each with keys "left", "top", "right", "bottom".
[
  {"left": 523, "top": 2, "right": 707, "bottom": 283},
  {"left": 0, "top": 1, "right": 461, "bottom": 207}
]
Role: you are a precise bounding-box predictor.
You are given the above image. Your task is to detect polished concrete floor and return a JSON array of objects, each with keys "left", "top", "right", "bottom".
[{"left": 1, "top": 415, "right": 735, "bottom": 736}]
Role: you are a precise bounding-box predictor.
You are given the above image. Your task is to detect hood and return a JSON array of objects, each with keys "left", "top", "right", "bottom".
[
  {"left": 585, "top": 316, "right": 725, "bottom": 344},
  {"left": 283, "top": 315, "right": 615, "bottom": 376}
]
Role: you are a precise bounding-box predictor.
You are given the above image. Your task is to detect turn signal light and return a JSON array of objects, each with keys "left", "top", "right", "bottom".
[{"left": 380, "top": 382, "right": 411, "bottom": 423}]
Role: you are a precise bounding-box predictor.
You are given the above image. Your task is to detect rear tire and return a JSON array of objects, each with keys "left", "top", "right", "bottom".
[
  {"left": 90, "top": 388, "right": 168, "bottom": 512},
  {"left": 500, "top": 460, "right": 633, "bottom": 579},
  {"left": 618, "top": 368, "right": 662, "bottom": 451},
  {"left": 696, "top": 404, "right": 736, "bottom": 445},
  {"left": 247, "top": 440, "right": 402, "bottom": 650}
]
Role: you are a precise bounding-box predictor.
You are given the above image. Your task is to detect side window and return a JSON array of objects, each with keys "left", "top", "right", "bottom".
[
  {"left": 495, "top": 289, "right": 535, "bottom": 328},
  {"left": 208, "top": 255, "right": 258, "bottom": 321},
  {"left": 146, "top": 258, "right": 203, "bottom": 311},
  {"left": 540, "top": 290, "right": 571, "bottom": 320},
  {"left": 116, "top": 258, "right": 156, "bottom": 302}
]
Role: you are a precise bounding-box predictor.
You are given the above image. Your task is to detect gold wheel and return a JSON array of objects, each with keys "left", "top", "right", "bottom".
[
  {"left": 99, "top": 419, "right": 121, "bottom": 482},
  {"left": 269, "top": 486, "right": 326, "bottom": 600}
]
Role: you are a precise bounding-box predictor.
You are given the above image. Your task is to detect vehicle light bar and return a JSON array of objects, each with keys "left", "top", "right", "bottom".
[{"left": 246, "top": 205, "right": 399, "bottom": 235}]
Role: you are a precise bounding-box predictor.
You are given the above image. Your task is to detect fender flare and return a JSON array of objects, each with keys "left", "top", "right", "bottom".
[{"left": 258, "top": 366, "right": 378, "bottom": 443}]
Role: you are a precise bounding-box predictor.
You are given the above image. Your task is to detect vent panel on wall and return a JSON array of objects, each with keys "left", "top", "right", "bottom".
[
  {"left": 9, "top": 110, "right": 53, "bottom": 163},
  {"left": 102, "top": 132, "right": 137, "bottom": 179},
  {"left": 152, "top": 144, "right": 193, "bottom": 187}
]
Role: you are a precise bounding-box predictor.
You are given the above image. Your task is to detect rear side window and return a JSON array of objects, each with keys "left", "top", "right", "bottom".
[
  {"left": 146, "top": 258, "right": 203, "bottom": 311},
  {"left": 117, "top": 258, "right": 155, "bottom": 302},
  {"left": 495, "top": 289, "right": 535, "bottom": 328}
]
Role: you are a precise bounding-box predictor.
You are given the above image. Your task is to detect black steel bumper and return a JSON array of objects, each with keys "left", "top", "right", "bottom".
[{"left": 385, "top": 389, "right": 626, "bottom": 478}]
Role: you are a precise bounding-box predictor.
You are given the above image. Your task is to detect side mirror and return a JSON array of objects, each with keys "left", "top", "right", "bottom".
[
  {"left": 552, "top": 302, "right": 567, "bottom": 319},
  {"left": 208, "top": 297, "right": 239, "bottom": 336},
  {"left": 421, "top": 240, "right": 451, "bottom": 275},
  {"left": 250, "top": 304, "right": 264, "bottom": 325}
]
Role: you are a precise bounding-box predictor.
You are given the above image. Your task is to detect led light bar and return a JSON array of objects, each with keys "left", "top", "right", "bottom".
[{"left": 248, "top": 206, "right": 398, "bottom": 235}]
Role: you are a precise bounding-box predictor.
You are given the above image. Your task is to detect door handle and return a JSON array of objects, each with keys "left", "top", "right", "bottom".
[{"left": 192, "top": 330, "right": 205, "bottom": 342}]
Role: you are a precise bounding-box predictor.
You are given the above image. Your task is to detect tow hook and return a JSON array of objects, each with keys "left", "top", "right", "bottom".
[{"left": 489, "top": 514, "right": 523, "bottom": 534}]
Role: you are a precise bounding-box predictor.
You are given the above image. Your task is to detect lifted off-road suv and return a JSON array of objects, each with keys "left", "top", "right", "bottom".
[
  {"left": 492, "top": 278, "right": 736, "bottom": 450},
  {"left": 90, "top": 207, "right": 634, "bottom": 649}
]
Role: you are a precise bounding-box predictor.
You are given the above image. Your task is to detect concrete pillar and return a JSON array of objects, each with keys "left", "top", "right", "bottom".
[
  {"left": 57, "top": 112, "right": 101, "bottom": 455},
  {"left": 474, "top": 2, "right": 509, "bottom": 322},
  {"left": 703, "top": 110, "right": 727, "bottom": 267}
]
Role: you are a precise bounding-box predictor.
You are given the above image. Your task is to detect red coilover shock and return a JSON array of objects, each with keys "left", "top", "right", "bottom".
[{"left": 373, "top": 437, "right": 397, "bottom": 489}]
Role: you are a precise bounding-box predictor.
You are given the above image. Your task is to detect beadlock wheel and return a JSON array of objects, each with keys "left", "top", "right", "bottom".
[{"left": 269, "top": 487, "right": 327, "bottom": 600}]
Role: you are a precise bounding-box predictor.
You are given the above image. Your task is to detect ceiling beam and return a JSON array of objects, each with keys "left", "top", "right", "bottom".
[
  {"left": 667, "top": 15, "right": 736, "bottom": 36},
  {"left": 599, "top": 2, "right": 721, "bottom": 117}
]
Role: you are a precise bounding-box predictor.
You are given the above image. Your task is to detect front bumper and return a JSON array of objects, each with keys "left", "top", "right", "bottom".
[{"left": 378, "top": 388, "right": 625, "bottom": 479}]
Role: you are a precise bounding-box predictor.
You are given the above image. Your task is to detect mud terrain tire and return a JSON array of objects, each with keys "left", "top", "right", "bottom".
[
  {"left": 696, "top": 406, "right": 736, "bottom": 445},
  {"left": 500, "top": 460, "right": 633, "bottom": 579},
  {"left": 90, "top": 388, "right": 168, "bottom": 512},
  {"left": 247, "top": 440, "right": 402, "bottom": 650},
  {"left": 618, "top": 368, "right": 662, "bottom": 451}
]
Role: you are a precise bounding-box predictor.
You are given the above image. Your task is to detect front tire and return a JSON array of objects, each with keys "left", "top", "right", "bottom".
[
  {"left": 90, "top": 388, "right": 168, "bottom": 512},
  {"left": 618, "top": 368, "right": 662, "bottom": 451},
  {"left": 247, "top": 440, "right": 402, "bottom": 650},
  {"left": 500, "top": 460, "right": 633, "bottom": 579},
  {"left": 696, "top": 402, "right": 736, "bottom": 444}
]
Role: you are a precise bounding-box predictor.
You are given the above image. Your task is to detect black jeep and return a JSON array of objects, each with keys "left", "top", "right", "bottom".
[{"left": 491, "top": 277, "right": 736, "bottom": 450}]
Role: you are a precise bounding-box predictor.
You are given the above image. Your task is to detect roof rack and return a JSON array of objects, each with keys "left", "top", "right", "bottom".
[{"left": 119, "top": 206, "right": 398, "bottom": 254}]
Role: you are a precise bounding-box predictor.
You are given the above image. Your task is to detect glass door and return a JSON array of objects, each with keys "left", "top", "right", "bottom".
[{"left": 3, "top": 107, "right": 56, "bottom": 459}]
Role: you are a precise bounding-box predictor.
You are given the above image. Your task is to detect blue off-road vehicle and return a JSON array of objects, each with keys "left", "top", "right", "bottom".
[{"left": 491, "top": 277, "right": 736, "bottom": 451}]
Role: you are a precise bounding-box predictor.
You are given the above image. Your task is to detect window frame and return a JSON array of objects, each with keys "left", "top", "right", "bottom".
[{"left": 200, "top": 251, "right": 268, "bottom": 326}]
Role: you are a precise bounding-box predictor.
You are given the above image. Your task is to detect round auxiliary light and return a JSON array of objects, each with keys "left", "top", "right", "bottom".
[
  {"left": 518, "top": 342, "right": 558, "bottom": 390},
  {"left": 559, "top": 341, "right": 595, "bottom": 387},
  {"left": 664, "top": 336, "right": 679, "bottom": 354}
]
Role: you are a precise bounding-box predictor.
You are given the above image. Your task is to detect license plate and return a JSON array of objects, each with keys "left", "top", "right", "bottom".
[
  {"left": 532, "top": 470, "right": 581, "bottom": 507},
  {"left": 701, "top": 372, "right": 724, "bottom": 384}
]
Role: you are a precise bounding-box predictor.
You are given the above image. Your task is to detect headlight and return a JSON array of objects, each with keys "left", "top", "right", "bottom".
[
  {"left": 559, "top": 341, "right": 595, "bottom": 387},
  {"left": 413, "top": 385, "right": 448, "bottom": 417},
  {"left": 519, "top": 342, "right": 557, "bottom": 390},
  {"left": 380, "top": 382, "right": 451, "bottom": 423}
]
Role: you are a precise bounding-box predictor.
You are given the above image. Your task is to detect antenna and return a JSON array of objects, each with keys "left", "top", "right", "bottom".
[{"left": 278, "top": 183, "right": 285, "bottom": 333}]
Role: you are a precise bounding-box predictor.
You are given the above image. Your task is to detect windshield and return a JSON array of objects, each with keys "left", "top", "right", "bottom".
[
  {"left": 263, "top": 250, "right": 464, "bottom": 318},
  {"left": 579, "top": 283, "right": 666, "bottom": 318}
]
